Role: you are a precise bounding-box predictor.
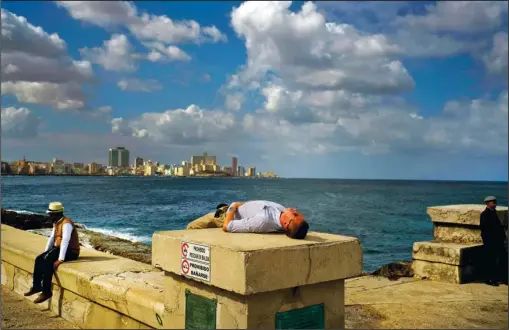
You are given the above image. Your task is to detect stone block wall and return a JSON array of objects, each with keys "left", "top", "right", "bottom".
[{"left": 412, "top": 205, "right": 508, "bottom": 284}]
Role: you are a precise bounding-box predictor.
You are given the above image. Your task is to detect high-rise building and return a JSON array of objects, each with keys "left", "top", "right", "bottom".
[
  {"left": 247, "top": 167, "right": 256, "bottom": 177},
  {"left": 231, "top": 157, "right": 238, "bottom": 176},
  {"left": 109, "top": 147, "right": 130, "bottom": 168},
  {"left": 237, "top": 166, "right": 245, "bottom": 177},
  {"left": 135, "top": 157, "right": 144, "bottom": 168}
]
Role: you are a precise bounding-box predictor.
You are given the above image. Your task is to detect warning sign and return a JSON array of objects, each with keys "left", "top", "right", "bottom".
[{"left": 181, "top": 241, "right": 210, "bottom": 282}]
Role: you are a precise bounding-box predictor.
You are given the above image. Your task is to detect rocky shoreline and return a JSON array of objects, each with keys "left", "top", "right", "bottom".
[
  {"left": 2, "top": 209, "right": 152, "bottom": 265},
  {"left": 1, "top": 209, "right": 412, "bottom": 278}
]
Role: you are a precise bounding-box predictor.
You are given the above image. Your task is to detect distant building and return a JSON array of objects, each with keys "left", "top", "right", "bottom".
[
  {"left": 135, "top": 157, "right": 144, "bottom": 168},
  {"left": 109, "top": 147, "right": 130, "bottom": 168},
  {"left": 144, "top": 164, "right": 157, "bottom": 176},
  {"left": 231, "top": 157, "right": 238, "bottom": 177},
  {"left": 52, "top": 158, "right": 64, "bottom": 166},
  {"left": 191, "top": 152, "right": 216, "bottom": 167},
  {"left": 237, "top": 166, "right": 245, "bottom": 177},
  {"left": 247, "top": 167, "right": 256, "bottom": 177},
  {"left": 89, "top": 162, "right": 99, "bottom": 175}
]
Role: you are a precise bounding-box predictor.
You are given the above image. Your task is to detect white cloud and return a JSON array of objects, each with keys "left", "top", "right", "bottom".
[
  {"left": 1, "top": 51, "right": 92, "bottom": 84},
  {"left": 117, "top": 79, "right": 163, "bottom": 92},
  {"left": 1, "top": 9, "right": 93, "bottom": 110},
  {"left": 57, "top": 1, "right": 227, "bottom": 45},
  {"left": 395, "top": 1, "right": 508, "bottom": 33},
  {"left": 229, "top": 1, "right": 414, "bottom": 94},
  {"left": 1, "top": 107, "right": 42, "bottom": 138},
  {"left": 1, "top": 81, "right": 86, "bottom": 110},
  {"left": 140, "top": 42, "right": 191, "bottom": 62},
  {"left": 1, "top": 9, "right": 66, "bottom": 57},
  {"left": 111, "top": 105, "right": 237, "bottom": 145},
  {"left": 483, "top": 32, "right": 508, "bottom": 80},
  {"left": 56, "top": 1, "right": 137, "bottom": 27},
  {"left": 80, "top": 34, "right": 136, "bottom": 72},
  {"left": 225, "top": 92, "right": 244, "bottom": 111}
]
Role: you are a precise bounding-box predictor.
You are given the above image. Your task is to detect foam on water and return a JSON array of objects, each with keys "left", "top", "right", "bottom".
[{"left": 86, "top": 227, "right": 152, "bottom": 244}]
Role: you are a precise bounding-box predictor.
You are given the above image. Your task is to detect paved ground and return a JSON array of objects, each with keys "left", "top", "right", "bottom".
[
  {"left": 1, "top": 286, "right": 77, "bottom": 329},
  {"left": 2, "top": 276, "right": 507, "bottom": 329},
  {"left": 345, "top": 276, "right": 508, "bottom": 328}
]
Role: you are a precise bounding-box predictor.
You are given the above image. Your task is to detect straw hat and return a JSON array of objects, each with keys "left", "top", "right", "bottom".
[{"left": 46, "top": 201, "right": 64, "bottom": 214}]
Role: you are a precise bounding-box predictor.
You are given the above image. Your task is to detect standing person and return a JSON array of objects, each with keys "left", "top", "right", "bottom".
[
  {"left": 222, "top": 200, "right": 309, "bottom": 239},
  {"left": 24, "top": 202, "right": 80, "bottom": 303},
  {"left": 480, "top": 196, "right": 507, "bottom": 286}
]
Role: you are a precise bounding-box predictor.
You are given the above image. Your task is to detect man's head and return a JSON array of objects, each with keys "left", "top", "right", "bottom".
[
  {"left": 280, "top": 208, "right": 309, "bottom": 239},
  {"left": 485, "top": 196, "right": 497, "bottom": 209},
  {"left": 46, "top": 201, "right": 64, "bottom": 222}
]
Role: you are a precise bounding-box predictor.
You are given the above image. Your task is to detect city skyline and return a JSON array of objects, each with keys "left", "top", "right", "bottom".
[{"left": 1, "top": 2, "right": 507, "bottom": 181}]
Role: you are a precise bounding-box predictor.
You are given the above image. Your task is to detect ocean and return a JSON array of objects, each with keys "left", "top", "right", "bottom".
[{"left": 1, "top": 176, "right": 507, "bottom": 272}]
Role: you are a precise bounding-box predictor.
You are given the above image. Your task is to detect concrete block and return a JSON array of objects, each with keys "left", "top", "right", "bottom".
[
  {"left": 427, "top": 205, "right": 508, "bottom": 226},
  {"left": 163, "top": 272, "right": 345, "bottom": 329},
  {"left": 152, "top": 228, "right": 362, "bottom": 295},
  {"left": 433, "top": 223, "right": 482, "bottom": 243},
  {"left": 412, "top": 241, "right": 484, "bottom": 266},
  {"left": 412, "top": 259, "right": 478, "bottom": 284}
]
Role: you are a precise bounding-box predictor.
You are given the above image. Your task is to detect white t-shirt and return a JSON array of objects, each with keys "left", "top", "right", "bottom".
[{"left": 226, "top": 200, "right": 285, "bottom": 233}]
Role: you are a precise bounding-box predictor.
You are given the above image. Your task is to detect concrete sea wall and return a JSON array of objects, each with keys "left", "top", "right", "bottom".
[
  {"left": 1, "top": 225, "right": 165, "bottom": 329},
  {"left": 2, "top": 224, "right": 362, "bottom": 329}
]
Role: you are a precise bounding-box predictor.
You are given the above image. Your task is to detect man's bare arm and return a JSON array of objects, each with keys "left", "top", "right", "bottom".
[{"left": 222, "top": 202, "right": 245, "bottom": 232}]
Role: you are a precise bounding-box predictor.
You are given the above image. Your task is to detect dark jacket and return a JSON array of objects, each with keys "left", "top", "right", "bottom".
[{"left": 480, "top": 208, "right": 506, "bottom": 248}]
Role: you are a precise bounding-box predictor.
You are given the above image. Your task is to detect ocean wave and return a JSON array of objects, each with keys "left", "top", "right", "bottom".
[
  {"left": 86, "top": 227, "right": 152, "bottom": 244},
  {"left": 5, "top": 209, "right": 38, "bottom": 215}
]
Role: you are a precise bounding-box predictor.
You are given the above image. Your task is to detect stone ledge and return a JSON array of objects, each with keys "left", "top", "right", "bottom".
[
  {"left": 412, "top": 241, "right": 484, "bottom": 266},
  {"left": 427, "top": 205, "right": 508, "bottom": 226},
  {"left": 152, "top": 229, "right": 362, "bottom": 295},
  {"left": 433, "top": 223, "right": 482, "bottom": 244},
  {"left": 412, "top": 259, "right": 478, "bottom": 284},
  {"left": 1, "top": 225, "right": 165, "bottom": 329}
]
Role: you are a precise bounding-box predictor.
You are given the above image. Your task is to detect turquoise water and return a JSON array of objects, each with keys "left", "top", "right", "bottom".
[{"left": 2, "top": 176, "right": 507, "bottom": 272}]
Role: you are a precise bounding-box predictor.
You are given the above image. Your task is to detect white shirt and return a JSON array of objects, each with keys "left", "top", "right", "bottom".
[
  {"left": 226, "top": 200, "right": 285, "bottom": 233},
  {"left": 45, "top": 218, "right": 74, "bottom": 261}
]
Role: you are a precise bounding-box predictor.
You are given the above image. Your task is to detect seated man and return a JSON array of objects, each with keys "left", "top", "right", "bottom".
[
  {"left": 24, "top": 202, "right": 80, "bottom": 303},
  {"left": 222, "top": 200, "right": 309, "bottom": 239}
]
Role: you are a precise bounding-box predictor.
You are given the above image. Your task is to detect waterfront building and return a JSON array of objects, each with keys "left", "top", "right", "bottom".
[
  {"left": 231, "top": 157, "right": 238, "bottom": 176},
  {"left": 144, "top": 164, "right": 157, "bottom": 176},
  {"left": 88, "top": 162, "right": 98, "bottom": 175},
  {"left": 52, "top": 158, "right": 64, "bottom": 166},
  {"left": 237, "top": 166, "right": 246, "bottom": 177},
  {"left": 135, "top": 157, "right": 144, "bottom": 168},
  {"left": 176, "top": 166, "right": 190, "bottom": 177},
  {"left": 109, "top": 147, "right": 130, "bottom": 168},
  {"left": 247, "top": 167, "right": 256, "bottom": 177},
  {"left": 191, "top": 152, "right": 216, "bottom": 167}
]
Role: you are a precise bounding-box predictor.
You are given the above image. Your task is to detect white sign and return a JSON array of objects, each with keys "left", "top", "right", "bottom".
[{"left": 180, "top": 241, "right": 211, "bottom": 282}]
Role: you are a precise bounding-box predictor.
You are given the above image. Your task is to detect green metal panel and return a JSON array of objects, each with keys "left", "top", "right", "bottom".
[
  {"left": 275, "top": 303, "right": 325, "bottom": 329},
  {"left": 185, "top": 289, "right": 217, "bottom": 329}
]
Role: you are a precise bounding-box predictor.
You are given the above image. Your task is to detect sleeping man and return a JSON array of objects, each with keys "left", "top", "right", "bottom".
[{"left": 222, "top": 200, "right": 309, "bottom": 239}]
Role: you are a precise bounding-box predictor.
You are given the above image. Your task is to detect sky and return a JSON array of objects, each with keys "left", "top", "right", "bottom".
[{"left": 1, "top": 1, "right": 508, "bottom": 180}]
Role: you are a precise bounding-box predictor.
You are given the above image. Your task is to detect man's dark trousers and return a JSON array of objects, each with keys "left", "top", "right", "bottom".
[
  {"left": 32, "top": 247, "right": 79, "bottom": 294},
  {"left": 484, "top": 243, "right": 507, "bottom": 282}
]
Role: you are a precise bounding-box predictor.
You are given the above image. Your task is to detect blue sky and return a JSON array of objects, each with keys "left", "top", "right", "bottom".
[{"left": 1, "top": 1, "right": 508, "bottom": 180}]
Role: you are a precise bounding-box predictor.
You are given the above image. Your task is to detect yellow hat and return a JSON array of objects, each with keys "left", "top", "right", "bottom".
[{"left": 47, "top": 201, "right": 64, "bottom": 214}]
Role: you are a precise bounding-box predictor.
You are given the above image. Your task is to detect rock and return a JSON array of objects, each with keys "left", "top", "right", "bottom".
[
  {"left": 1, "top": 209, "right": 53, "bottom": 230},
  {"left": 371, "top": 261, "right": 414, "bottom": 281}
]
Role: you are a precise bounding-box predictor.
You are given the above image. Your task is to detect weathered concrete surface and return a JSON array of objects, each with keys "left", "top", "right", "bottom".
[
  {"left": 427, "top": 205, "right": 508, "bottom": 226},
  {"left": 2, "top": 286, "right": 78, "bottom": 329},
  {"left": 1, "top": 225, "right": 165, "bottom": 329},
  {"left": 153, "top": 228, "right": 362, "bottom": 295},
  {"left": 412, "top": 241, "right": 484, "bottom": 266},
  {"left": 433, "top": 223, "right": 482, "bottom": 243},
  {"left": 412, "top": 259, "right": 478, "bottom": 284},
  {"left": 345, "top": 275, "right": 508, "bottom": 328},
  {"left": 164, "top": 271, "right": 345, "bottom": 329}
]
